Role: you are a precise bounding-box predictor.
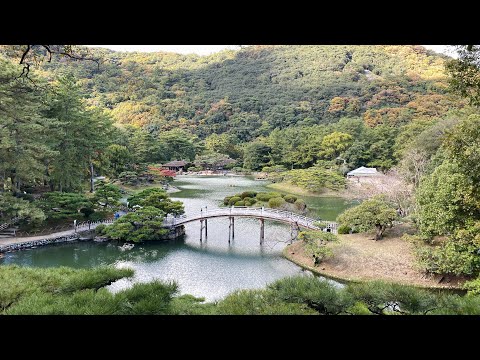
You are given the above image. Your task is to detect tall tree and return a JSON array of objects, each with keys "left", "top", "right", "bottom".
[
  {"left": 0, "top": 58, "right": 53, "bottom": 193},
  {"left": 45, "top": 73, "right": 113, "bottom": 192},
  {"left": 446, "top": 45, "right": 480, "bottom": 105},
  {"left": 158, "top": 129, "right": 196, "bottom": 162}
]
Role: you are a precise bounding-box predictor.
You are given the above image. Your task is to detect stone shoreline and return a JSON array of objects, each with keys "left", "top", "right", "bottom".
[
  {"left": 0, "top": 232, "right": 91, "bottom": 253},
  {"left": 0, "top": 225, "right": 186, "bottom": 254}
]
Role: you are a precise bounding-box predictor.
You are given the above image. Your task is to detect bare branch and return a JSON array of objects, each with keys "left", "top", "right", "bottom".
[
  {"left": 16, "top": 45, "right": 102, "bottom": 80},
  {"left": 19, "top": 45, "right": 31, "bottom": 65},
  {"left": 42, "top": 45, "right": 52, "bottom": 62}
]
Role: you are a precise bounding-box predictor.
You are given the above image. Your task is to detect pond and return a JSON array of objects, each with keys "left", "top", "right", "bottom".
[{"left": 0, "top": 176, "right": 353, "bottom": 301}]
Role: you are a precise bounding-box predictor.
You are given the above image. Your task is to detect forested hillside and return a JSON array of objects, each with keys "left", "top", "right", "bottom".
[{"left": 42, "top": 45, "right": 462, "bottom": 139}]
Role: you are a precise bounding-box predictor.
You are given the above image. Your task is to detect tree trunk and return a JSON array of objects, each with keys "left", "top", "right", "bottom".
[
  {"left": 89, "top": 158, "right": 95, "bottom": 193},
  {"left": 44, "top": 160, "right": 50, "bottom": 186},
  {"left": 375, "top": 225, "right": 384, "bottom": 240}
]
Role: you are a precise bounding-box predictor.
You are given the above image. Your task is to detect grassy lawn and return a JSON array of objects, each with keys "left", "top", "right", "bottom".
[{"left": 284, "top": 224, "right": 466, "bottom": 290}]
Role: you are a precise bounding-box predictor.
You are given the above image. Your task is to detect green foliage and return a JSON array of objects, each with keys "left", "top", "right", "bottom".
[
  {"left": 115, "top": 281, "right": 178, "bottom": 315},
  {"left": 39, "top": 192, "right": 92, "bottom": 220},
  {"left": 215, "top": 289, "right": 315, "bottom": 315},
  {"left": 262, "top": 165, "right": 287, "bottom": 173},
  {"left": 170, "top": 295, "right": 216, "bottom": 315},
  {"left": 0, "top": 193, "right": 45, "bottom": 224},
  {"left": 284, "top": 194, "right": 297, "bottom": 203},
  {"left": 433, "top": 293, "right": 480, "bottom": 315},
  {"left": 416, "top": 161, "right": 475, "bottom": 237},
  {"left": 117, "top": 171, "right": 139, "bottom": 185},
  {"left": 268, "top": 197, "right": 286, "bottom": 209},
  {"left": 188, "top": 166, "right": 204, "bottom": 172},
  {"left": 444, "top": 114, "right": 480, "bottom": 183},
  {"left": 2, "top": 265, "right": 480, "bottom": 315},
  {"left": 318, "top": 131, "right": 353, "bottom": 160},
  {"left": 0, "top": 265, "right": 133, "bottom": 313},
  {"left": 127, "top": 188, "right": 184, "bottom": 216},
  {"left": 194, "top": 151, "right": 235, "bottom": 170},
  {"left": 446, "top": 46, "right": 480, "bottom": 106},
  {"left": 234, "top": 201, "right": 245, "bottom": 206},
  {"left": 205, "top": 133, "right": 242, "bottom": 159},
  {"left": 0, "top": 58, "right": 54, "bottom": 193},
  {"left": 256, "top": 192, "right": 281, "bottom": 201},
  {"left": 294, "top": 199, "right": 307, "bottom": 211},
  {"left": 104, "top": 206, "right": 167, "bottom": 242},
  {"left": 345, "top": 280, "right": 439, "bottom": 315},
  {"left": 338, "top": 225, "right": 352, "bottom": 234},
  {"left": 223, "top": 196, "right": 232, "bottom": 205},
  {"left": 227, "top": 196, "right": 241, "bottom": 206},
  {"left": 88, "top": 211, "right": 111, "bottom": 222},
  {"left": 94, "top": 224, "right": 107, "bottom": 235},
  {"left": 103, "top": 144, "right": 133, "bottom": 177},
  {"left": 337, "top": 195, "right": 397, "bottom": 240},
  {"left": 158, "top": 129, "right": 197, "bottom": 162},
  {"left": 240, "top": 191, "right": 257, "bottom": 199},
  {"left": 93, "top": 181, "right": 122, "bottom": 208},
  {"left": 40, "top": 45, "right": 458, "bottom": 144},
  {"left": 268, "top": 276, "right": 354, "bottom": 315},
  {"left": 45, "top": 74, "right": 115, "bottom": 192},
  {"left": 278, "top": 166, "right": 346, "bottom": 193},
  {"left": 243, "top": 141, "right": 272, "bottom": 170},
  {"left": 299, "top": 231, "right": 338, "bottom": 265},
  {"left": 415, "top": 222, "right": 480, "bottom": 276},
  {"left": 464, "top": 277, "right": 480, "bottom": 296}
]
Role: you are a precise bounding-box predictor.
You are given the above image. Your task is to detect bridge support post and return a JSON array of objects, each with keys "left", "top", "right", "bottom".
[
  {"left": 228, "top": 216, "right": 235, "bottom": 243},
  {"left": 200, "top": 219, "right": 203, "bottom": 242},
  {"left": 260, "top": 218, "right": 265, "bottom": 244},
  {"left": 205, "top": 219, "right": 208, "bottom": 238},
  {"left": 290, "top": 222, "right": 299, "bottom": 244}
]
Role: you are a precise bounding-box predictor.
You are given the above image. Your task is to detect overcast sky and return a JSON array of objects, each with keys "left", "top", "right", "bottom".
[{"left": 86, "top": 45, "right": 455, "bottom": 57}]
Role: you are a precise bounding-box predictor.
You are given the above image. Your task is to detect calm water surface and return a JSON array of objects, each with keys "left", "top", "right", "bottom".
[{"left": 0, "top": 176, "right": 352, "bottom": 301}]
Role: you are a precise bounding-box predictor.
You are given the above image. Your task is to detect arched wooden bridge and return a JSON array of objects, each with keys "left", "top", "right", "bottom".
[{"left": 163, "top": 206, "right": 337, "bottom": 243}]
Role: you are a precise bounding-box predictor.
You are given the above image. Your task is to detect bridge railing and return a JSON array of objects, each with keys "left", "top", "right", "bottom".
[
  {"left": 168, "top": 206, "right": 318, "bottom": 224},
  {"left": 159, "top": 206, "right": 337, "bottom": 232},
  {"left": 75, "top": 219, "right": 115, "bottom": 231}
]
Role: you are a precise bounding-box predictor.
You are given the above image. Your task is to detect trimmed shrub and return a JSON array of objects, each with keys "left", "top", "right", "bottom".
[
  {"left": 249, "top": 198, "right": 257, "bottom": 205},
  {"left": 294, "top": 199, "right": 307, "bottom": 211},
  {"left": 235, "top": 201, "right": 245, "bottom": 206},
  {"left": 224, "top": 196, "right": 232, "bottom": 205},
  {"left": 240, "top": 191, "right": 257, "bottom": 199},
  {"left": 284, "top": 194, "right": 297, "bottom": 204},
  {"left": 256, "top": 192, "right": 270, "bottom": 201},
  {"left": 243, "top": 197, "right": 252, "bottom": 203},
  {"left": 95, "top": 224, "right": 107, "bottom": 235},
  {"left": 268, "top": 197, "right": 286, "bottom": 208},
  {"left": 257, "top": 192, "right": 281, "bottom": 202},
  {"left": 228, "top": 196, "right": 242, "bottom": 206},
  {"left": 244, "top": 201, "right": 252, "bottom": 206},
  {"left": 338, "top": 225, "right": 351, "bottom": 234}
]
